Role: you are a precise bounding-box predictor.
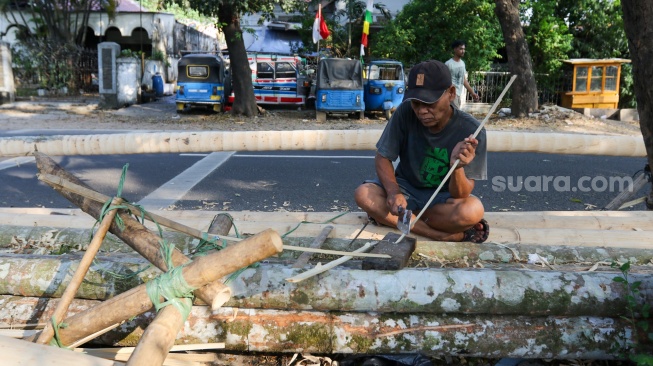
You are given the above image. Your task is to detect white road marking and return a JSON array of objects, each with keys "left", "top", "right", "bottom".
[
  {"left": 0, "top": 157, "right": 35, "bottom": 171},
  {"left": 180, "top": 153, "right": 373, "bottom": 159},
  {"left": 137, "top": 151, "right": 235, "bottom": 209}
]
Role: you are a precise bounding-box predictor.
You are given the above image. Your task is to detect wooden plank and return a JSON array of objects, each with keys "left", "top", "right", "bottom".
[{"left": 0, "top": 335, "right": 123, "bottom": 365}]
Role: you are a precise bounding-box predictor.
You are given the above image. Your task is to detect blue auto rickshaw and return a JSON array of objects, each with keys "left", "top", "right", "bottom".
[
  {"left": 315, "top": 58, "right": 365, "bottom": 122},
  {"left": 364, "top": 60, "right": 405, "bottom": 120},
  {"left": 175, "top": 53, "right": 229, "bottom": 112}
]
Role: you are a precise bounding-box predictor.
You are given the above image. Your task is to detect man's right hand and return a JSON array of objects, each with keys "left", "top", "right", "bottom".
[{"left": 386, "top": 192, "right": 408, "bottom": 216}]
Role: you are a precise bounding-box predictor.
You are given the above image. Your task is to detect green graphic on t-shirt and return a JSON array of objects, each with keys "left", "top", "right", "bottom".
[{"left": 420, "top": 147, "right": 449, "bottom": 186}]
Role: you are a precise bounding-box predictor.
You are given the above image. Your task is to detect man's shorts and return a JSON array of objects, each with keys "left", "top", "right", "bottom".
[{"left": 364, "top": 177, "right": 452, "bottom": 211}]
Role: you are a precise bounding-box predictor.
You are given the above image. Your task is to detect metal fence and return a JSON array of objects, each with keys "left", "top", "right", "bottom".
[{"left": 467, "top": 70, "right": 572, "bottom": 106}]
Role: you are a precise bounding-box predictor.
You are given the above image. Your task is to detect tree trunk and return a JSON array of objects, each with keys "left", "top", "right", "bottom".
[
  {"left": 2, "top": 295, "right": 639, "bottom": 359},
  {"left": 493, "top": 0, "right": 538, "bottom": 117},
  {"left": 621, "top": 0, "right": 653, "bottom": 209},
  {"left": 219, "top": 4, "right": 258, "bottom": 117}
]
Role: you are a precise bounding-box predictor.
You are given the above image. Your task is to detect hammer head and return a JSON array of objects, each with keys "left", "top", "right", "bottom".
[{"left": 361, "top": 232, "right": 416, "bottom": 270}]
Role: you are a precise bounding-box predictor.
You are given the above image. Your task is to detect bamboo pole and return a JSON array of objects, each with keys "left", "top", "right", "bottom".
[
  {"left": 0, "top": 130, "right": 645, "bottom": 157},
  {"left": 126, "top": 306, "right": 183, "bottom": 366},
  {"left": 50, "top": 229, "right": 282, "bottom": 346},
  {"left": 34, "top": 152, "right": 238, "bottom": 309},
  {"left": 35, "top": 196, "right": 123, "bottom": 345},
  {"left": 34, "top": 175, "right": 389, "bottom": 256}
]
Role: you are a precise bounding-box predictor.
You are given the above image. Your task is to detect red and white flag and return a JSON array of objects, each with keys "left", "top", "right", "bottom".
[{"left": 312, "top": 5, "right": 330, "bottom": 44}]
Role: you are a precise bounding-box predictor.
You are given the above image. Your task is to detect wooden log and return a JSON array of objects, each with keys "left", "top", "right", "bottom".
[
  {"left": 126, "top": 306, "right": 184, "bottom": 366},
  {"left": 34, "top": 152, "right": 233, "bottom": 309},
  {"left": 0, "top": 130, "right": 645, "bottom": 157},
  {"left": 0, "top": 335, "right": 122, "bottom": 365},
  {"left": 199, "top": 213, "right": 233, "bottom": 310},
  {"left": 292, "top": 225, "right": 333, "bottom": 268},
  {"left": 35, "top": 196, "right": 123, "bottom": 345},
  {"left": 50, "top": 229, "right": 282, "bottom": 346},
  {"left": 0, "top": 297, "right": 642, "bottom": 360},
  {"left": 230, "top": 264, "right": 652, "bottom": 316}
]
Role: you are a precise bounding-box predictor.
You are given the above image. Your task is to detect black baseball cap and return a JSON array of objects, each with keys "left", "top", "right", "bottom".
[{"left": 403, "top": 60, "right": 452, "bottom": 104}]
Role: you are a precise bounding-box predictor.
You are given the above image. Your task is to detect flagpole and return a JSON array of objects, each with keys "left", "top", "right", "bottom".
[{"left": 317, "top": 4, "right": 321, "bottom": 63}]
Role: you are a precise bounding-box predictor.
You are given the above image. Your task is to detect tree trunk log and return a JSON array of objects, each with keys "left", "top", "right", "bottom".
[
  {"left": 0, "top": 131, "right": 645, "bottom": 157},
  {"left": 0, "top": 296, "right": 640, "bottom": 360},
  {"left": 493, "top": 0, "right": 538, "bottom": 117},
  {"left": 37, "top": 228, "right": 280, "bottom": 347},
  {"left": 2, "top": 257, "right": 650, "bottom": 317}
]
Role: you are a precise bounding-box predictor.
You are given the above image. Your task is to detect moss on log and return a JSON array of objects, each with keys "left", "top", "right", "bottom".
[
  {"left": 1, "top": 256, "right": 650, "bottom": 317},
  {"left": 0, "top": 295, "right": 642, "bottom": 360}
]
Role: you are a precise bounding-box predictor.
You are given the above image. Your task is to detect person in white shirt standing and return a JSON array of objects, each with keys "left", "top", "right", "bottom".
[{"left": 445, "top": 40, "right": 479, "bottom": 108}]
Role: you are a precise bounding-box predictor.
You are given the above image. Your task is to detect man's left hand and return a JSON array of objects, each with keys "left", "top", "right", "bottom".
[{"left": 451, "top": 134, "right": 478, "bottom": 168}]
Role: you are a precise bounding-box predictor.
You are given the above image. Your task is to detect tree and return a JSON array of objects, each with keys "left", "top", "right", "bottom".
[
  {"left": 168, "top": 0, "right": 304, "bottom": 117},
  {"left": 494, "top": 0, "right": 537, "bottom": 117},
  {"left": 621, "top": 0, "right": 653, "bottom": 209},
  {"left": 372, "top": 0, "right": 502, "bottom": 71},
  {"left": 557, "top": 0, "right": 628, "bottom": 60},
  {"left": 521, "top": 0, "right": 573, "bottom": 75}
]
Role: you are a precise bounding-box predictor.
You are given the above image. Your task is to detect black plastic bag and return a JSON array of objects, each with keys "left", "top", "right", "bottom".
[{"left": 339, "top": 354, "right": 433, "bottom": 366}]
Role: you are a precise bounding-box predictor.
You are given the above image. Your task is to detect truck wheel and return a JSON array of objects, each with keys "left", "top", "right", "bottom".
[
  {"left": 316, "top": 111, "right": 327, "bottom": 122},
  {"left": 384, "top": 109, "right": 392, "bottom": 121}
]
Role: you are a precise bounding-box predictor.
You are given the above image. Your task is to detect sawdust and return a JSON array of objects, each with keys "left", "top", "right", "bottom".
[{"left": 0, "top": 95, "right": 642, "bottom": 136}]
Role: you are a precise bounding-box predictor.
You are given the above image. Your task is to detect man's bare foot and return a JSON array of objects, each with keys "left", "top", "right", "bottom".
[{"left": 461, "top": 219, "right": 490, "bottom": 243}]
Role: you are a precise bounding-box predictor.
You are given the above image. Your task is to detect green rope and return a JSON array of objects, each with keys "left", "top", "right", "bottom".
[
  {"left": 48, "top": 316, "right": 68, "bottom": 348},
  {"left": 281, "top": 210, "right": 350, "bottom": 238},
  {"left": 145, "top": 239, "right": 196, "bottom": 321}
]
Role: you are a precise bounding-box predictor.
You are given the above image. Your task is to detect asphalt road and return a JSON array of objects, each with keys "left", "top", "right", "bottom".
[{"left": 0, "top": 148, "right": 648, "bottom": 212}]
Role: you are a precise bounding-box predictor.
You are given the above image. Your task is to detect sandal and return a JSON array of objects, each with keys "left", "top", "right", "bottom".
[{"left": 462, "top": 218, "right": 490, "bottom": 243}]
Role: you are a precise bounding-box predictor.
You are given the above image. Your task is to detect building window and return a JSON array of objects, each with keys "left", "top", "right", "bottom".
[
  {"left": 605, "top": 66, "right": 618, "bottom": 91},
  {"left": 590, "top": 66, "right": 603, "bottom": 92},
  {"left": 575, "top": 66, "right": 588, "bottom": 92}
]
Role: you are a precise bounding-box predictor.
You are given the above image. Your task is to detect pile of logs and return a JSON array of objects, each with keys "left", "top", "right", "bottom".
[{"left": 0, "top": 152, "right": 652, "bottom": 363}]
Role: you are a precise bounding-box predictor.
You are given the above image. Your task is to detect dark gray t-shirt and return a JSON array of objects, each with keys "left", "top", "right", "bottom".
[{"left": 376, "top": 101, "right": 487, "bottom": 191}]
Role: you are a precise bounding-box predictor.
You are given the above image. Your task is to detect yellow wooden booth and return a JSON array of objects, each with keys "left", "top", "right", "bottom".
[{"left": 560, "top": 58, "right": 630, "bottom": 109}]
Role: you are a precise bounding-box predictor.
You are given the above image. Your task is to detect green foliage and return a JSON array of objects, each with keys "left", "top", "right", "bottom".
[
  {"left": 611, "top": 261, "right": 653, "bottom": 363},
  {"left": 521, "top": 0, "right": 573, "bottom": 75},
  {"left": 119, "top": 49, "right": 143, "bottom": 59},
  {"left": 372, "top": 0, "right": 502, "bottom": 70},
  {"left": 619, "top": 63, "right": 636, "bottom": 109},
  {"left": 556, "top": 0, "right": 628, "bottom": 59}
]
